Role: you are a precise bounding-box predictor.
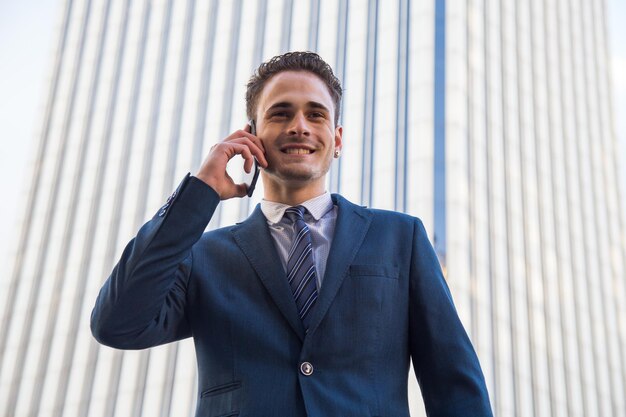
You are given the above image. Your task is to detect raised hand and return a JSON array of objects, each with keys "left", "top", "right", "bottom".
[{"left": 195, "top": 124, "right": 268, "bottom": 200}]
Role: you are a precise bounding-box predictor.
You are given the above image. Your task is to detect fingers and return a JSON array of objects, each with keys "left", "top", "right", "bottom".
[
  {"left": 195, "top": 125, "right": 267, "bottom": 200},
  {"left": 225, "top": 137, "right": 267, "bottom": 167},
  {"left": 228, "top": 142, "right": 254, "bottom": 173},
  {"left": 242, "top": 123, "right": 265, "bottom": 152},
  {"left": 243, "top": 154, "right": 253, "bottom": 174},
  {"left": 222, "top": 126, "right": 267, "bottom": 167},
  {"left": 212, "top": 141, "right": 255, "bottom": 168},
  {"left": 222, "top": 172, "right": 249, "bottom": 199}
]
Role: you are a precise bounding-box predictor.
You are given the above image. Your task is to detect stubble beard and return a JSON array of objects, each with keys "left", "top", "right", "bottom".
[{"left": 264, "top": 154, "right": 332, "bottom": 186}]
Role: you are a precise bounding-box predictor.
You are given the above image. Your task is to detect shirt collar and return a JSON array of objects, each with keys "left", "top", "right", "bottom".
[{"left": 261, "top": 192, "right": 334, "bottom": 224}]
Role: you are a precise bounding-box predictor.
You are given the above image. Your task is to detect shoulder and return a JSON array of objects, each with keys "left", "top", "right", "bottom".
[
  {"left": 332, "top": 193, "right": 422, "bottom": 225},
  {"left": 201, "top": 224, "right": 232, "bottom": 238},
  {"left": 197, "top": 205, "right": 267, "bottom": 244}
]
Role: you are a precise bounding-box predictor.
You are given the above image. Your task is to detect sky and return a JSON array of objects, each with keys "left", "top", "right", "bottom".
[{"left": 0, "top": 0, "right": 625, "bottom": 270}]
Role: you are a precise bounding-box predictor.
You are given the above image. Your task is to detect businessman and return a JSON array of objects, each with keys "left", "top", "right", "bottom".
[{"left": 91, "top": 51, "right": 493, "bottom": 417}]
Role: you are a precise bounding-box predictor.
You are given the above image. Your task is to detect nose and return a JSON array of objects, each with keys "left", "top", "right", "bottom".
[{"left": 287, "top": 112, "right": 310, "bottom": 136}]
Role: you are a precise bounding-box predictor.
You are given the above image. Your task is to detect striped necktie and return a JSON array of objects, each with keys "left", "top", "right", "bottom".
[{"left": 285, "top": 206, "right": 318, "bottom": 331}]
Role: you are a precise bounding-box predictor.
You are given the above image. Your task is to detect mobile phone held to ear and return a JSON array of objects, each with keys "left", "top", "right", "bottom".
[{"left": 244, "top": 120, "right": 261, "bottom": 197}]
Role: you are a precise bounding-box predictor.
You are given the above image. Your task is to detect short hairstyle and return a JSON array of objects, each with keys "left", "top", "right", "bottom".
[{"left": 246, "top": 51, "right": 343, "bottom": 125}]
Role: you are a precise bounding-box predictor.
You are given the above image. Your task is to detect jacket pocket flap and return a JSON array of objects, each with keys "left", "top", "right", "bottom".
[
  {"left": 349, "top": 264, "right": 399, "bottom": 279},
  {"left": 198, "top": 381, "right": 242, "bottom": 417},
  {"left": 201, "top": 381, "right": 242, "bottom": 397}
]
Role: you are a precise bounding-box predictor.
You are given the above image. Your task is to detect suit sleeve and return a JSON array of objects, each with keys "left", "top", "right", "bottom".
[
  {"left": 90, "top": 174, "right": 220, "bottom": 350},
  {"left": 409, "top": 219, "right": 493, "bottom": 416}
]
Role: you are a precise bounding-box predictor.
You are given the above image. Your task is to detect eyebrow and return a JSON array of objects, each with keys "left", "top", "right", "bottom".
[
  {"left": 266, "top": 102, "right": 292, "bottom": 112},
  {"left": 265, "top": 101, "right": 330, "bottom": 113},
  {"left": 308, "top": 101, "right": 330, "bottom": 112}
]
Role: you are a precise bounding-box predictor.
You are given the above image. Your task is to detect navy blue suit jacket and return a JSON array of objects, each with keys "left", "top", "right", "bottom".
[{"left": 91, "top": 174, "right": 493, "bottom": 417}]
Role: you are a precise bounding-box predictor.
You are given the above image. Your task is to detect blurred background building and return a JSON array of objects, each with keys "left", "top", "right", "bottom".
[{"left": 1, "top": 0, "right": 625, "bottom": 416}]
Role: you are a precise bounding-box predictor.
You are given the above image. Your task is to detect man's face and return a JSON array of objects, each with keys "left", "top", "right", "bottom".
[{"left": 255, "top": 71, "right": 342, "bottom": 189}]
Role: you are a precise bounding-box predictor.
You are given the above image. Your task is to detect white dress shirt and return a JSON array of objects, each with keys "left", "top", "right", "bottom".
[{"left": 260, "top": 192, "right": 337, "bottom": 288}]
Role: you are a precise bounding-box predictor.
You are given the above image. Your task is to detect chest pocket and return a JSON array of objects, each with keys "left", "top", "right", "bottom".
[{"left": 349, "top": 264, "right": 399, "bottom": 280}]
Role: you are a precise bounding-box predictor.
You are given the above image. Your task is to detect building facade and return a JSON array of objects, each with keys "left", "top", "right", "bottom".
[{"left": 1, "top": 0, "right": 625, "bottom": 416}]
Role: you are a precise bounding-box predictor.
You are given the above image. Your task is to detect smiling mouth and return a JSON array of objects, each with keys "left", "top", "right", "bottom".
[{"left": 283, "top": 148, "right": 314, "bottom": 155}]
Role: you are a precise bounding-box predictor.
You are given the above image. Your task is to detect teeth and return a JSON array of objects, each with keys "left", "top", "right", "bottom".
[{"left": 285, "top": 148, "right": 312, "bottom": 155}]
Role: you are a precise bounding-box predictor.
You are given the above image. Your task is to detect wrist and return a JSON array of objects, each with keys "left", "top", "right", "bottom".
[{"left": 193, "top": 174, "right": 223, "bottom": 198}]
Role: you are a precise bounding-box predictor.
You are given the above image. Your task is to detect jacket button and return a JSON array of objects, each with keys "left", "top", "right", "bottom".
[{"left": 300, "top": 362, "right": 313, "bottom": 376}]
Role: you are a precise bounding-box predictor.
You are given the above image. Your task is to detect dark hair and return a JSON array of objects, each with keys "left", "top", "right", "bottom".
[{"left": 246, "top": 51, "right": 343, "bottom": 125}]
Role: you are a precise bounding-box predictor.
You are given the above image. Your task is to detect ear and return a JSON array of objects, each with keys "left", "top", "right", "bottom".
[{"left": 334, "top": 125, "right": 343, "bottom": 152}]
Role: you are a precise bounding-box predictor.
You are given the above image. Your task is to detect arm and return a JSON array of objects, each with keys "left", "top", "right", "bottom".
[
  {"left": 91, "top": 125, "right": 268, "bottom": 350},
  {"left": 90, "top": 174, "right": 219, "bottom": 349},
  {"left": 409, "top": 219, "right": 493, "bottom": 416}
]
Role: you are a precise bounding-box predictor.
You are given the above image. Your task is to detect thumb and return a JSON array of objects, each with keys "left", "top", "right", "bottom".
[{"left": 232, "top": 183, "right": 248, "bottom": 198}]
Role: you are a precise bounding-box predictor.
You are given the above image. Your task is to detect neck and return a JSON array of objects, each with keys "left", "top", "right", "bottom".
[{"left": 262, "top": 176, "right": 326, "bottom": 206}]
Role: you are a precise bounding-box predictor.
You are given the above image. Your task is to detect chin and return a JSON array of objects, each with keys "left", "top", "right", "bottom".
[
  {"left": 280, "top": 170, "right": 320, "bottom": 183},
  {"left": 267, "top": 167, "right": 325, "bottom": 184}
]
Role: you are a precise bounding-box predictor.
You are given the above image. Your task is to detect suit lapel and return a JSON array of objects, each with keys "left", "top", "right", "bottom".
[
  {"left": 231, "top": 206, "right": 305, "bottom": 341},
  {"left": 306, "top": 194, "right": 373, "bottom": 335}
]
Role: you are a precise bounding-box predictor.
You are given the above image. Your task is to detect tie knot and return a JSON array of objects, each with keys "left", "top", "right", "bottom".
[{"left": 285, "top": 206, "right": 306, "bottom": 223}]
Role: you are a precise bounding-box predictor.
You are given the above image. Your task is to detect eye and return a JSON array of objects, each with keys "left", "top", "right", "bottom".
[
  {"left": 270, "top": 111, "right": 289, "bottom": 119},
  {"left": 309, "top": 112, "right": 325, "bottom": 119}
]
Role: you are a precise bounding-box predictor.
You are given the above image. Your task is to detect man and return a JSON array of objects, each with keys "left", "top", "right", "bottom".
[{"left": 91, "top": 51, "right": 493, "bottom": 416}]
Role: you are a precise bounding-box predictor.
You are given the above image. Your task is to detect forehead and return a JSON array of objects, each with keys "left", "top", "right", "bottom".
[{"left": 258, "top": 71, "right": 334, "bottom": 114}]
